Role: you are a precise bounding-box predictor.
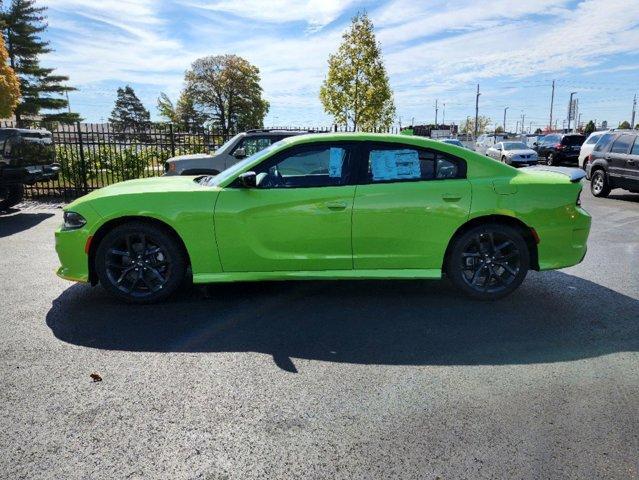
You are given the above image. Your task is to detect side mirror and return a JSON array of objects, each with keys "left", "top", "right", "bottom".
[
  {"left": 233, "top": 147, "right": 246, "bottom": 159},
  {"left": 533, "top": 142, "right": 538, "bottom": 146},
  {"left": 238, "top": 171, "right": 256, "bottom": 188}
]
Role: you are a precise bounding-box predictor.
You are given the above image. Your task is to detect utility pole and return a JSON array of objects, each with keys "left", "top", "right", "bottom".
[
  {"left": 474, "top": 84, "right": 481, "bottom": 139},
  {"left": 442, "top": 102, "right": 446, "bottom": 126},
  {"left": 515, "top": 120, "right": 519, "bottom": 133},
  {"left": 503, "top": 107, "right": 509, "bottom": 133},
  {"left": 521, "top": 113, "right": 525, "bottom": 134},
  {"left": 567, "top": 91, "right": 577, "bottom": 131},
  {"left": 549, "top": 80, "right": 555, "bottom": 131},
  {"left": 529, "top": 121, "right": 533, "bottom": 133},
  {"left": 65, "top": 91, "right": 72, "bottom": 113},
  {"left": 631, "top": 94, "right": 637, "bottom": 129},
  {"left": 434, "top": 99, "right": 439, "bottom": 127}
]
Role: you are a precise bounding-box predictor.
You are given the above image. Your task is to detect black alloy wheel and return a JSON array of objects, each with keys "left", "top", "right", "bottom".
[
  {"left": 447, "top": 224, "right": 529, "bottom": 300},
  {"left": 95, "top": 222, "right": 187, "bottom": 303}
]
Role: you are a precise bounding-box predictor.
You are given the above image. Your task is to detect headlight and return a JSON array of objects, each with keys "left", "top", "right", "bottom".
[{"left": 63, "top": 211, "right": 86, "bottom": 229}]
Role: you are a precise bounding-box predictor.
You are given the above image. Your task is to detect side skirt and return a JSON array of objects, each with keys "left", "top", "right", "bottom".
[{"left": 193, "top": 269, "right": 442, "bottom": 284}]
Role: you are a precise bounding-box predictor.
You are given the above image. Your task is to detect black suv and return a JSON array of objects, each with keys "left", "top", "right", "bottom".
[
  {"left": 533, "top": 133, "right": 586, "bottom": 166},
  {"left": 0, "top": 128, "right": 59, "bottom": 210},
  {"left": 585, "top": 130, "right": 639, "bottom": 197}
]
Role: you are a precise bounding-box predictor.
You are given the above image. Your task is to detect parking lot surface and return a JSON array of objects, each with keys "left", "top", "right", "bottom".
[{"left": 1, "top": 187, "right": 638, "bottom": 479}]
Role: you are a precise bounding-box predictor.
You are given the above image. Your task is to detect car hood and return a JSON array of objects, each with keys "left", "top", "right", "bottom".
[{"left": 67, "top": 176, "right": 213, "bottom": 208}]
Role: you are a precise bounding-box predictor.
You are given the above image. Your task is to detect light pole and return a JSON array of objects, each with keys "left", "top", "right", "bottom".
[
  {"left": 567, "top": 91, "right": 577, "bottom": 132},
  {"left": 503, "top": 107, "right": 509, "bottom": 133},
  {"left": 474, "top": 84, "right": 481, "bottom": 139}
]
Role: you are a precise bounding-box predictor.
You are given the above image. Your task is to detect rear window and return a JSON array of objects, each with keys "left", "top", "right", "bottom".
[
  {"left": 594, "top": 133, "right": 615, "bottom": 152},
  {"left": 610, "top": 135, "right": 634, "bottom": 154},
  {"left": 561, "top": 135, "right": 585, "bottom": 146},
  {"left": 584, "top": 133, "right": 603, "bottom": 145}
]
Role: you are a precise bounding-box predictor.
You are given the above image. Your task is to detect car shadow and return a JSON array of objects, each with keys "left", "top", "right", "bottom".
[
  {"left": 0, "top": 212, "right": 54, "bottom": 238},
  {"left": 607, "top": 191, "right": 639, "bottom": 203},
  {"left": 46, "top": 271, "right": 639, "bottom": 373}
]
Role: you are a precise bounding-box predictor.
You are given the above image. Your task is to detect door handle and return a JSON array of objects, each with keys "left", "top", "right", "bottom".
[
  {"left": 325, "top": 201, "right": 347, "bottom": 210},
  {"left": 441, "top": 193, "right": 462, "bottom": 202}
]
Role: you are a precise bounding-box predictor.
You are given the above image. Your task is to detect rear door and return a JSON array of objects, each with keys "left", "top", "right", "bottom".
[
  {"left": 626, "top": 136, "right": 639, "bottom": 189},
  {"left": 351, "top": 142, "right": 471, "bottom": 270},
  {"left": 607, "top": 134, "right": 634, "bottom": 186}
]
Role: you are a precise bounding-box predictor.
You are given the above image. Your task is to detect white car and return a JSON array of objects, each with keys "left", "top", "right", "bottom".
[
  {"left": 486, "top": 141, "right": 539, "bottom": 167},
  {"left": 578, "top": 131, "right": 608, "bottom": 168}
]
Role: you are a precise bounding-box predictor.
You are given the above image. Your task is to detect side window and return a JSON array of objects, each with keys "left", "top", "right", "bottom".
[
  {"left": 585, "top": 134, "right": 600, "bottom": 145},
  {"left": 593, "top": 133, "right": 614, "bottom": 152},
  {"left": 366, "top": 145, "right": 464, "bottom": 183},
  {"left": 610, "top": 135, "right": 633, "bottom": 154},
  {"left": 254, "top": 145, "right": 350, "bottom": 189},
  {"left": 631, "top": 138, "right": 639, "bottom": 155},
  {"left": 237, "top": 137, "right": 272, "bottom": 156}
]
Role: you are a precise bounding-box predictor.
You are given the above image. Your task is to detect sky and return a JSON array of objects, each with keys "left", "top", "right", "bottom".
[{"left": 39, "top": 0, "right": 639, "bottom": 131}]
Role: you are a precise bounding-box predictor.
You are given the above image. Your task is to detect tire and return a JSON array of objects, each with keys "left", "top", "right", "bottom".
[
  {"left": 0, "top": 184, "right": 24, "bottom": 211},
  {"left": 446, "top": 223, "right": 530, "bottom": 300},
  {"left": 590, "top": 169, "right": 611, "bottom": 197},
  {"left": 546, "top": 153, "right": 556, "bottom": 166},
  {"left": 501, "top": 156, "right": 508, "bottom": 164},
  {"left": 95, "top": 222, "right": 187, "bottom": 304}
]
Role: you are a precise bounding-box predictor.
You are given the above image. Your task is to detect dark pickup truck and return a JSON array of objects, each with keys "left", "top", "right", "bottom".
[{"left": 0, "top": 128, "right": 59, "bottom": 210}]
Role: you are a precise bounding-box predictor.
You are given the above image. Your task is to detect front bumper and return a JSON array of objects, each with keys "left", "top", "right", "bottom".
[{"left": 0, "top": 164, "right": 60, "bottom": 185}]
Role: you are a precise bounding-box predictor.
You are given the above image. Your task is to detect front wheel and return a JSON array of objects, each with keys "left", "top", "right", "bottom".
[
  {"left": 546, "top": 153, "right": 556, "bottom": 166},
  {"left": 95, "top": 222, "right": 187, "bottom": 303},
  {"left": 590, "top": 170, "right": 611, "bottom": 197},
  {"left": 0, "top": 184, "right": 24, "bottom": 211},
  {"left": 446, "top": 224, "right": 529, "bottom": 300}
]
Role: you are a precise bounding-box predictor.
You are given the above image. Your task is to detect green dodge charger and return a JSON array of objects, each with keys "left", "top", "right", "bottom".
[{"left": 55, "top": 133, "right": 591, "bottom": 303}]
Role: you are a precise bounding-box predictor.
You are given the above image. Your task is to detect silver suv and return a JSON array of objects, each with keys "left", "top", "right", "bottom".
[{"left": 164, "top": 129, "right": 315, "bottom": 176}]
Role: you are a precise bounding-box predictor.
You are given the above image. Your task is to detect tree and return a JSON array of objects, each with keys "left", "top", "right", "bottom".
[
  {"left": 109, "top": 85, "right": 150, "bottom": 126},
  {"left": 583, "top": 120, "right": 596, "bottom": 136},
  {"left": 157, "top": 90, "right": 208, "bottom": 128},
  {"left": 0, "top": 30, "right": 20, "bottom": 118},
  {"left": 494, "top": 126, "right": 504, "bottom": 134},
  {"left": 534, "top": 128, "right": 543, "bottom": 134},
  {"left": 1, "top": 0, "right": 79, "bottom": 123},
  {"left": 460, "top": 116, "right": 490, "bottom": 136},
  {"left": 185, "top": 54, "right": 269, "bottom": 135},
  {"left": 320, "top": 13, "right": 395, "bottom": 130},
  {"left": 618, "top": 120, "right": 631, "bottom": 129}
]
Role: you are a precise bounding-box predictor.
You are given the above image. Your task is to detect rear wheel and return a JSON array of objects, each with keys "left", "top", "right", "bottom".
[
  {"left": 590, "top": 170, "right": 611, "bottom": 197},
  {"left": 0, "top": 184, "right": 24, "bottom": 211},
  {"left": 95, "top": 222, "right": 187, "bottom": 303},
  {"left": 446, "top": 224, "right": 529, "bottom": 300},
  {"left": 546, "top": 153, "right": 557, "bottom": 166}
]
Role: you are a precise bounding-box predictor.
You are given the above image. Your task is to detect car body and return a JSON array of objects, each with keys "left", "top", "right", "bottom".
[
  {"left": 0, "top": 128, "right": 59, "bottom": 210},
  {"left": 533, "top": 133, "right": 586, "bottom": 166},
  {"left": 578, "top": 131, "right": 608, "bottom": 168},
  {"left": 475, "top": 134, "right": 506, "bottom": 154},
  {"left": 585, "top": 130, "right": 639, "bottom": 197},
  {"left": 56, "top": 133, "right": 591, "bottom": 303},
  {"left": 164, "top": 129, "right": 314, "bottom": 176},
  {"left": 486, "top": 141, "right": 539, "bottom": 167}
]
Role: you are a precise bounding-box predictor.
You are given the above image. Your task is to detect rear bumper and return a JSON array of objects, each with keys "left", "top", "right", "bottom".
[{"left": 537, "top": 206, "right": 591, "bottom": 270}]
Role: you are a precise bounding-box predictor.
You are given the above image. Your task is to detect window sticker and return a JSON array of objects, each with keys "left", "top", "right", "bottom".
[
  {"left": 370, "top": 149, "right": 420, "bottom": 181},
  {"left": 328, "top": 148, "right": 345, "bottom": 178}
]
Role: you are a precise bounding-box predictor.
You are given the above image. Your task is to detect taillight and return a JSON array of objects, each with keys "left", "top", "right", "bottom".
[{"left": 555, "top": 143, "right": 564, "bottom": 150}]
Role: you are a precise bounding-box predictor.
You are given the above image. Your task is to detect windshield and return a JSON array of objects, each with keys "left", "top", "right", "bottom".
[
  {"left": 214, "top": 133, "right": 242, "bottom": 154},
  {"left": 502, "top": 142, "right": 528, "bottom": 150},
  {"left": 204, "top": 140, "right": 285, "bottom": 186}
]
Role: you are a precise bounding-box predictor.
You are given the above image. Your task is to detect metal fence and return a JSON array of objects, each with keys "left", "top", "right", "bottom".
[{"left": 1, "top": 121, "right": 400, "bottom": 201}]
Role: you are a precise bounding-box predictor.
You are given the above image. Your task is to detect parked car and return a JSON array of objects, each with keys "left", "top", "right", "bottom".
[
  {"left": 578, "top": 131, "right": 608, "bottom": 168},
  {"left": 56, "top": 133, "right": 591, "bottom": 304},
  {"left": 438, "top": 138, "right": 468, "bottom": 149},
  {"left": 0, "top": 127, "right": 58, "bottom": 210},
  {"left": 485, "top": 141, "right": 539, "bottom": 167},
  {"left": 475, "top": 134, "right": 506, "bottom": 154},
  {"left": 533, "top": 133, "right": 585, "bottom": 166},
  {"left": 585, "top": 130, "right": 639, "bottom": 197},
  {"left": 164, "top": 129, "right": 315, "bottom": 176}
]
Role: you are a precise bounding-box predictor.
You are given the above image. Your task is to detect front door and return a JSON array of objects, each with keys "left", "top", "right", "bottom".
[
  {"left": 352, "top": 142, "right": 471, "bottom": 270},
  {"left": 214, "top": 142, "right": 356, "bottom": 272}
]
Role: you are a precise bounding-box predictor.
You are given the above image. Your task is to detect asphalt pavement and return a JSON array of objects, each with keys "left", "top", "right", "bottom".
[{"left": 1, "top": 187, "right": 638, "bottom": 479}]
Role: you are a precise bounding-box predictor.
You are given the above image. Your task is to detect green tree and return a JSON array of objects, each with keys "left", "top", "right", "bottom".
[
  {"left": 109, "top": 85, "right": 150, "bottom": 126},
  {"left": 583, "top": 120, "right": 596, "bottom": 136},
  {"left": 0, "top": 30, "right": 20, "bottom": 117},
  {"left": 320, "top": 12, "right": 395, "bottom": 130},
  {"left": 185, "top": 54, "right": 269, "bottom": 135},
  {"left": 157, "top": 90, "right": 208, "bottom": 128},
  {"left": 494, "top": 125, "right": 504, "bottom": 134},
  {"left": 618, "top": 120, "right": 631, "bottom": 129},
  {"left": 534, "top": 128, "right": 543, "bottom": 134},
  {"left": 460, "top": 116, "right": 491, "bottom": 136},
  {"left": 1, "top": 0, "right": 79, "bottom": 123}
]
